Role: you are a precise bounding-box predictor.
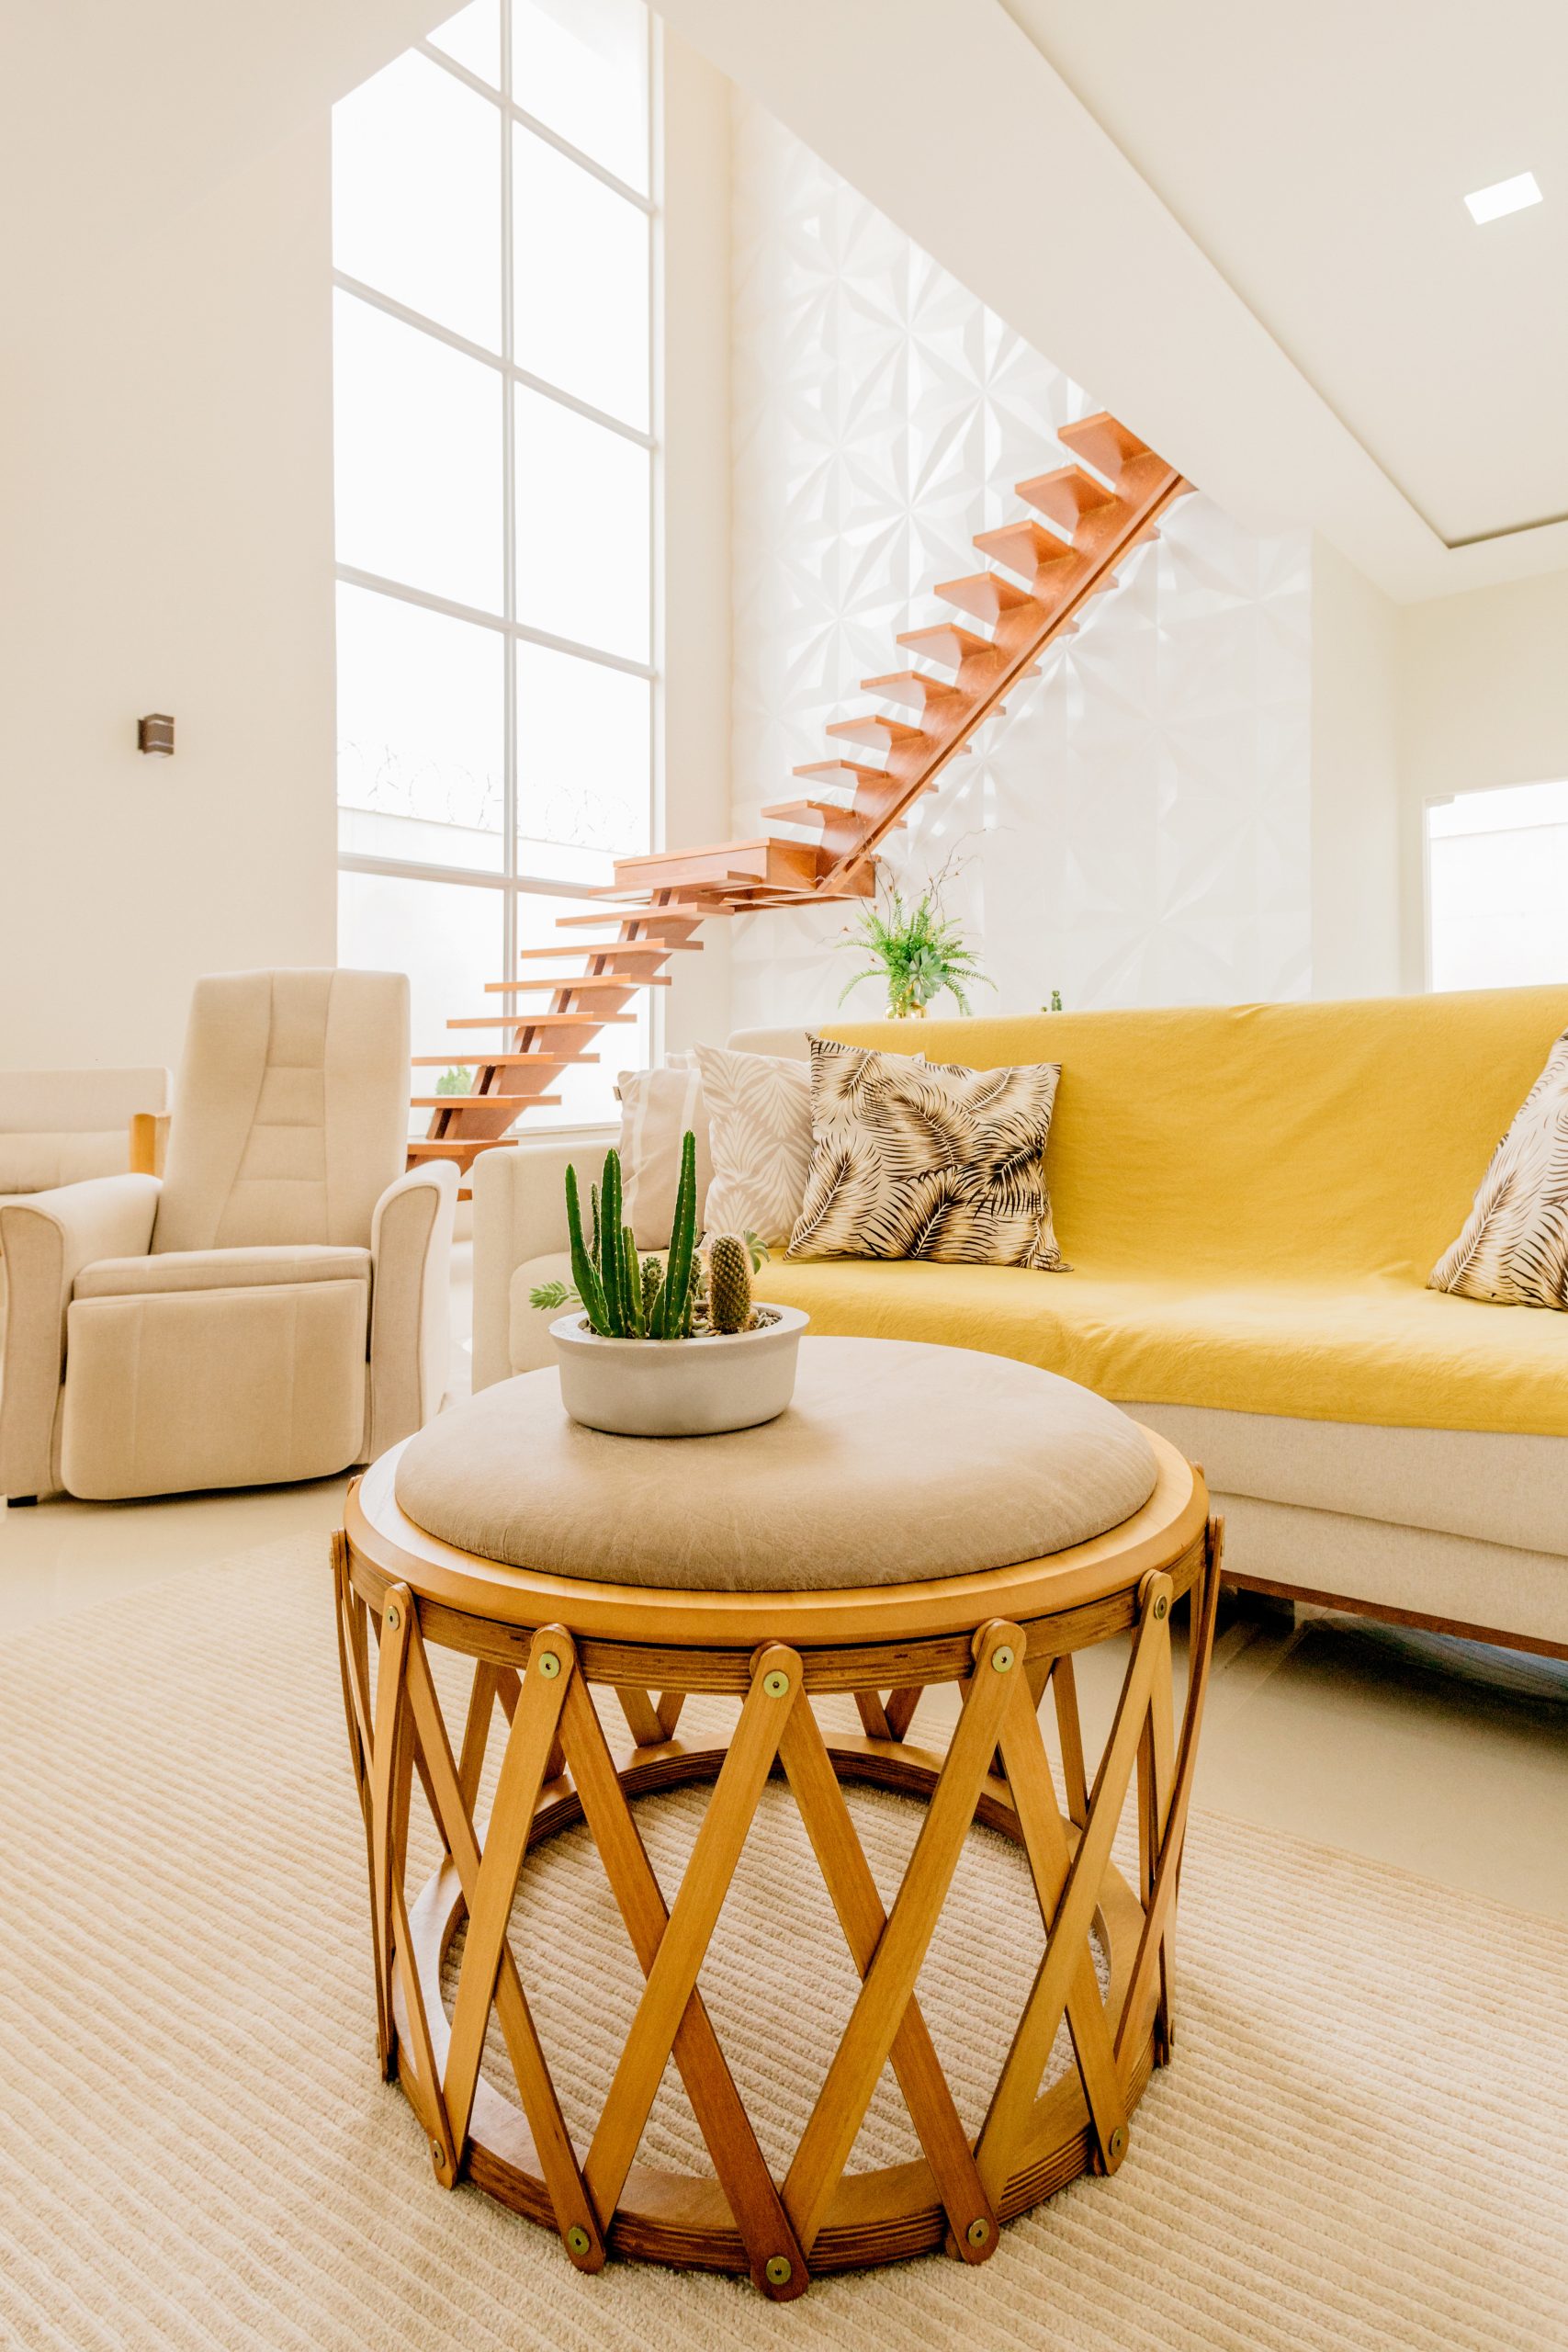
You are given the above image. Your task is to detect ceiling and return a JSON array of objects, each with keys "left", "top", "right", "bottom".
[
  {"left": 4, "top": 0, "right": 1564, "bottom": 602},
  {"left": 1003, "top": 0, "right": 1568, "bottom": 551},
  {"left": 658, "top": 0, "right": 1568, "bottom": 602},
  {"left": 0, "top": 0, "right": 452, "bottom": 337}
]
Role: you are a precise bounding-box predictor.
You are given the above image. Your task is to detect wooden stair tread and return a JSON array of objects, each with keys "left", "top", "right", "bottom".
[
  {"left": 448, "top": 1011, "right": 639, "bottom": 1028},
  {"left": 1057, "top": 411, "right": 1148, "bottom": 483},
  {"left": 516, "top": 939, "right": 702, "bottom": 956},
  {"left": 973, "top": 518, "right": 1077, "bottom": 578},
  {"left": 861, "top": 669, "right": 966, "bottom": 712},
  {"left": 412, "top": 1051, "right": 600, "bottom": 1067},
  {"left": 481, "top": 973, "right": 671, "bottom": 990},
  {"left": 792, "top": 759, "right": 887, "bottom": 783},
  {"left": 1014, "top": 462, "right": 1116, "bottom": 534},
  {"left": 555, "top": 906, "right": 716, "bottom": 926},
  {"left": 824, "top": 715, "right": 923, "bottom": 750},
  {"left": 406, "top": 1136, "right": 520, "bottom": 1157},
  {"left": 936, "top": 571, "right": 1041, "bottom": 625},
  {"left": 895, "top": 623, "right": 994, "bottom": 671},
  {"left": 411, "top": 1094, "right": 560, "bottom": 1108}
]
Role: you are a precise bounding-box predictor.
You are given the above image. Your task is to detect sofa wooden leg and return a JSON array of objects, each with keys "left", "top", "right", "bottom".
[{"left": 6, "top": 1495, "right": 39, "bottom": 1508}]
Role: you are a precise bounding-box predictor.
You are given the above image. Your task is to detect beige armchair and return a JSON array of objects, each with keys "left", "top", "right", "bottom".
[{"left": 0, "top": 969, "right": 455, "bottom": 1503}]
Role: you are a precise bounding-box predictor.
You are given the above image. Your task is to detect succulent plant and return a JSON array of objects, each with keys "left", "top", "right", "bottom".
[
  {"left": 706, "top": 1232, "right": 754, "bottom": 1334},
  {"left": 641, "top": 1254, "right": 662, "bottom": 1327}
]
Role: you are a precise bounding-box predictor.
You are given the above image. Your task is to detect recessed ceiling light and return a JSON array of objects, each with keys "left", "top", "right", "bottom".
[{"left": 1464, "top": 171, "right": 1542, "bottom": 224}]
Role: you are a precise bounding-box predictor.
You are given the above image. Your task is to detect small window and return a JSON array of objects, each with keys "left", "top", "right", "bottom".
[{"left": 1427, "top": 781, "right": 1568, "bottom": 992}]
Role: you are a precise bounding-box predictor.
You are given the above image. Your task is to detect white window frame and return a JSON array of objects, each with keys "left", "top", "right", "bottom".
[{"left": 333, "top": 9, "right": 663, "bottom": 1077}]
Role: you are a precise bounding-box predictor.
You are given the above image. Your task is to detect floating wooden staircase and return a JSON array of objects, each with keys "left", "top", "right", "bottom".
[{"left": 419, "top": 413, "right": 1192, "bottom": 1187}]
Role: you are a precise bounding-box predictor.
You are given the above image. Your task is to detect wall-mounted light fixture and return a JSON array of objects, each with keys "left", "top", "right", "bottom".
[{"left": 137, "top": 714, "right": 175, "bottom": 756}]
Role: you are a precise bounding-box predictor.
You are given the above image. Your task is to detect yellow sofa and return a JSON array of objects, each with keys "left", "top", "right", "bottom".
[{"left": 473, "top": 989, "right": 1568, "bottom": 1657}]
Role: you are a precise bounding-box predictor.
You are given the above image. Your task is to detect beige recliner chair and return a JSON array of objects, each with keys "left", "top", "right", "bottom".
[{"left": 0, "top": 969, "right": 456, "bottom": 1503}]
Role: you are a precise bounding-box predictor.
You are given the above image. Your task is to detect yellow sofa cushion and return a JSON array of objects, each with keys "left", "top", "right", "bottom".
[
  {"left": 751, "top": 987, "right": 1568, "bottom": 1438},
  {"left": 752, "top": 1258, "right": 1568, "bottom": 1437}
]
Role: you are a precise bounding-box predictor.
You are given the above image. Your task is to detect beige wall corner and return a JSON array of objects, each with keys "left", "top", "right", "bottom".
[
  {"left": 1308, "top": 537, "right": 1403, "bottom": 996},
  {"left": 656, "top": 28, "right": 734, "bottom": 1058},
  {"left": 0, "top": 122, "right": 337, "bottom": 1073}
]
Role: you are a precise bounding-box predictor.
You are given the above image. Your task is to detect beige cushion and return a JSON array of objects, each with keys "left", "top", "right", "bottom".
[
  {"left": 1430, "top": 1026, "right": 1568, "bottom": 1307},
  {"left": 61, "top": 1282, "right": 369, "bottom": 1498},
  {"left": 615, "top": 1062, "right": 711, "bottom": 1248},
  {"left": 153, "top": 969, "right": 409, "bottom": 1254},
  {"left": 394, "top": 1335, "right": 1157, "bottom": 1589},
  {"left": 790, "top": 1037, "right": 1066, "bottom": 1270},
  {"left": 692, "top": 1040, "right": 818, "bottom": 1249},
  {"left": 75, "top": 1245, "right": 371, "bottom": 1300},
  {"left": 0, "top": 1133, "right": 129, "bottom": 1192}
]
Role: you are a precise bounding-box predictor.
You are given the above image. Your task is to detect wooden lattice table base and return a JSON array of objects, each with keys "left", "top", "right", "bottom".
[{"left": 336, "top": 1448, "right": 1220, "bottom": 2301}]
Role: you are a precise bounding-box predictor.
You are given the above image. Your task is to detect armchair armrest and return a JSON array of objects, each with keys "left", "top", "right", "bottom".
[
  {"left": 0, "top": 1174, "right": 161, "bottom": 1499},
  {"left": 367, "top": 1159, "right": 458, "bottom": 1458},
  {"left": 470, "top": 1136, "right": 586, "bottom": 1392}
]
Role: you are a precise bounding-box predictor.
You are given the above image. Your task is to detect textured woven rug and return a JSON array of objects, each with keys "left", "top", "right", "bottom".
[{"left": 0, "top": 1535, "right": 1564, "bottom": 2352}]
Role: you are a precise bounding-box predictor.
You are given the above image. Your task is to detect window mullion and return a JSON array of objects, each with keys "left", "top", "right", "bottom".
[{"left": 501, "top": 1, "right": 518, "bottom": 973}]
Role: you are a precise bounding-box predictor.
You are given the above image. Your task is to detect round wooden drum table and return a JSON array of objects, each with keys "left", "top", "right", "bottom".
[{"left": 335, "top": 1338, "right": 1221, "bottom": 2302}]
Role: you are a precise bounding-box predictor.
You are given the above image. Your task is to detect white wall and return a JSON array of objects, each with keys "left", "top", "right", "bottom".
[
  {"left": 0, "top": 125, "right": 337, "bottom": 1075},
  {"left": 1309, "top": 537, "right": 1403, "bottom": 996},
  {"left": 726, "top": 102, "right": 1314, "bottom": 1031}
]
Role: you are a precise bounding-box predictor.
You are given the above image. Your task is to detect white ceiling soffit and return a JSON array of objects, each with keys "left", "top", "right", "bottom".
[
  {"left": 0, "top": 0, "right": 455, "bottom": 339},
  {"left": 658, "top": 0, "right": 1568, "bottom": 602}
]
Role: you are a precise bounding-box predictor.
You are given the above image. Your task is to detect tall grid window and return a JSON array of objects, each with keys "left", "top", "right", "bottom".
[{"left": 333, "top": 0, "right": 656, "bottom": 1125}]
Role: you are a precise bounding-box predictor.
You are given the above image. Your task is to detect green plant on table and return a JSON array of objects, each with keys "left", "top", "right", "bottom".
[{"left": 838, "top": 880, "right": 994, "bottom": 1019}]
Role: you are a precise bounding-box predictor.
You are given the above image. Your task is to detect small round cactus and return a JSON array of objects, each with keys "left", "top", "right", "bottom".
[{"left": 706, "top": 1231, "right": 754, "bottom": 1334}]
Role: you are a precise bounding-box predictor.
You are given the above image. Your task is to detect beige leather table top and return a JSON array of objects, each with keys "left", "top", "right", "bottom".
[{"left": 394, "top": 1336, "right": 1159, "bottom": 1591}]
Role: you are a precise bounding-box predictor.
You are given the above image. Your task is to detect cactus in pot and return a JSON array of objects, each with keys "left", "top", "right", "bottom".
[
  {"left": 550, "top": 1130, "right": 704, "bottom": 1340},
  {"left": 706, "top": 1233, "right": 754, "bottom": 1334},
  {"left": 533, "top": 1129, "right": 807, "bottom": 1433}
]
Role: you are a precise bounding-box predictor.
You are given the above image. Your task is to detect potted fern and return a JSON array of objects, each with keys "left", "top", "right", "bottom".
[
  {"left": 530, "top": 1130, "right": 807, "bottom": 1436},
  {"left": 839, "top": 881, "right": 993, "bottom": 1019}
]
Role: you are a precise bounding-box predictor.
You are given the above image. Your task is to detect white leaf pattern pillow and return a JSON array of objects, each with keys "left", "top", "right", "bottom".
[
  {"left": 1429, "top": 1029, "right": 1568, "bottom": 1307},
  {"left": 691, "top": 1043, "right": 817, "bottom": 1249},
  {"left": 788, "top": 1036, "right": 1066, "bottom": 1270}
]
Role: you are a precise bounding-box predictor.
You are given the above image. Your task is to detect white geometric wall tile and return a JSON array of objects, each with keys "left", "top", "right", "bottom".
[{"left": 729, "top": 101, "right": 1312, "bottom": 1031}]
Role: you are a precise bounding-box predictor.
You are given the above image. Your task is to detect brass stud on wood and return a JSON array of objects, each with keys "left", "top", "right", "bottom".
[
  {"left": 765, "top": 2256, "right": 793, "bottom": 2287},
  {"left": 385, "top": 1604, "right": 400, "bottom": 1630},
  {"left": 1153, "top": 1594, "right": 1168, "bottom": 1621},
  {"left": 536, "top": 1650, "right": 561, "bottom": 1679},
  {"left": 566, "top": 2225, "right": 592, "bottom": 2258},
  {"left": 762, "top": 1668, "right": 791, "bottom": 1699},
  {"left": 991, "top": 1644, "right": 1016, "bottom": 1673},
  {"left": 965, "top": 2217, "right": 991, "bottom": 2247},
  {"left": 1108, "top": 2124, "right": 1128, "bottom": 2163}
]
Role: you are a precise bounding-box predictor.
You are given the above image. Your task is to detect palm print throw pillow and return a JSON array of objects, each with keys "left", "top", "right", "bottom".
[{"left": 788, "top": 1036, "right": 1066, "bottom": 1270}]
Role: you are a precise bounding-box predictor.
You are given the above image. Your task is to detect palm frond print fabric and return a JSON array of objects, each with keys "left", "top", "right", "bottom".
[
  {"left": 788, "top": 1038, "right": 1067, "bottom": 1270},
  {"left": 1430, "top": 1027, "right": 1568, "bottom": 1308}
]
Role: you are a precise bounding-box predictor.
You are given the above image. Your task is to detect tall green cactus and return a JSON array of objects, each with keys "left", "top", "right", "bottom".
[
  {"left": 562, "top": 1133, "right": 703, "bottom": 1340},
  {"left": 650, "top": 1129, "right": 699, "bottom": 1340}
]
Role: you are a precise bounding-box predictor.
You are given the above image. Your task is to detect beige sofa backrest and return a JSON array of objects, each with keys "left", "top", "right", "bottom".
[
  {"left": 0, "top": 1067, "right": 170, "bottom": 1193},
  {"left": 153, "top": 969, "right": 411, "bottom": 1254}
]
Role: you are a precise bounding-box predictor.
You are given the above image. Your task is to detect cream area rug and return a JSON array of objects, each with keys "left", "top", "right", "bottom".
[{"left": 0, "top": 1536, "right": 1565, "bottom": 2352}]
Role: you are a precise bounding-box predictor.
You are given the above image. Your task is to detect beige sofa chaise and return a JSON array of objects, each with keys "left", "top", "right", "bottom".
[
  {"left": 473, "top": 990, "right": 1568, "bottom": 1659},
  {"left": 0, "top": 969, "right": 456, "bottom": 1502}
]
